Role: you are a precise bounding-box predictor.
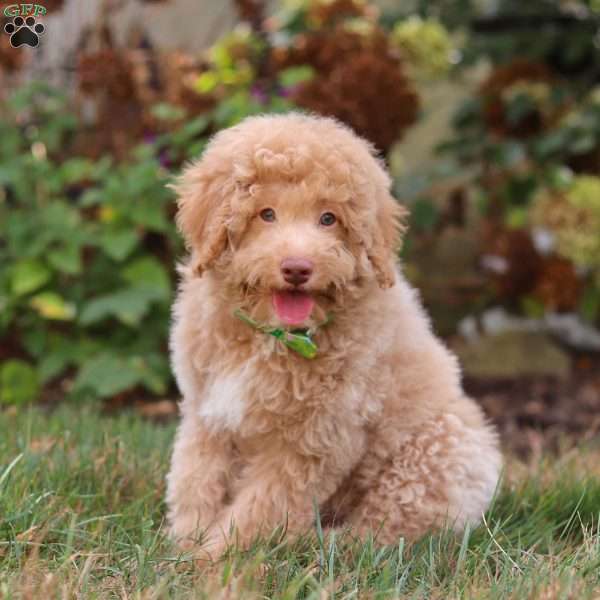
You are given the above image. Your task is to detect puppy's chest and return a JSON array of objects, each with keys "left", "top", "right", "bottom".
[
  {"left": 197, "top": 358, "right": 347, "bottom": 434},
  {"left": 197, "top": 367, "right": 251, "bottom": 432}
]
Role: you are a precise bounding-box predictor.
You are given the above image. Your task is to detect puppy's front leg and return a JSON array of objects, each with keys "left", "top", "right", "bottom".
[
  {"left": 209, "top": 434, "right": 364, "bottom": 554},
  {"left": 166, "top": 418, "right": 232, "bottom": 549}
]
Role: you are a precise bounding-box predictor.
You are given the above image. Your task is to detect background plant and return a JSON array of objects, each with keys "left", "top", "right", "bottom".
[
  {"left": 395, "top": 0, "right": 600, "bottom": 328},
  {"left": 1, "top": 0, "right": 450, "bottom": 406}
]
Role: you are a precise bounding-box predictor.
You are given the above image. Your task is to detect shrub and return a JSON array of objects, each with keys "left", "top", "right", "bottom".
[{"left": 0, "top": 83, "right": 182, "bottom": 404}]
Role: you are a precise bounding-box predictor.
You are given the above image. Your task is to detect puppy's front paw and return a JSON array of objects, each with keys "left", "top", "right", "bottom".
[
  {"left": 169, "top": 526, "right": 230, "bottom": 562},
  {"left": 168, "top": 512, "right": 215, "bottom": 553}
]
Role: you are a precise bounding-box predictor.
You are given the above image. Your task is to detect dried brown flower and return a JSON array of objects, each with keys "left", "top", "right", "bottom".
[
  {"left": 533, "top": 256, "right": 581, "bottom": 312},
  {"left": 307, "top": 0, "right": 370, "bottom": 27},
  {"left": 156, "top": 51, "right": 215, "bottom": 117},
  {"left": 482, "top": 225, "right": 543, "bottom": 300},
  {"left": 75, "top": 48, "right": 144, "bottom": 159},
  {"left": 43, "top": 0, "right": 65, "bottom": 12},
  {"left": 0, "top": 31, "right": 23, "bottom": 74},
  {"left": 480, "top": 60, "right": 560, "bottom": 139},
  {"left": 234, "top": 0, "right": 265, "bottom": 28},
  {"left": 276, "top": 27, "right": 419, "bottom": 153},
  {"left": 77, "top": 49, "right": 137, "bottom": 101}
]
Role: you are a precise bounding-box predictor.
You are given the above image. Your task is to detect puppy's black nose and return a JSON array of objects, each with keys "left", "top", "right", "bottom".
[{"left": 281, "top": 257, "right": 313, "bottom": 286}]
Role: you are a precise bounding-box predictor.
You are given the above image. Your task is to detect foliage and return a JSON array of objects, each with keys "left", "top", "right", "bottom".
[
  {"left": 2, "top": 407, "right": 600, "bottom": 597},
  {"left": 194, "top": 26, "right": 266, "bottom": 95},
  {"left": 391, "top": 16, "right": 455, "bottom": 78},
  {"left": 424, "top": 0, "right": 600, "bottom": 326},
  {"left": 534, "top": 87, "right": 600, "bottom": 170},
  {"left": 0, "top": 79, "right": 294, "bottom": 406},
  {"left": 265, "top": 0, "right": 423, "bottom": 152},
  {"left": 68, "top": 0, "right": 444, "bottom": 157},
  {"left": 388, "top": 0, "right": 600, "bottom": 79},
  {"left": 532, "top": 175, "right": 600, "bottom": 271},
  {"left": 0, "top": 83, "right": 182, "bottom": 403}
]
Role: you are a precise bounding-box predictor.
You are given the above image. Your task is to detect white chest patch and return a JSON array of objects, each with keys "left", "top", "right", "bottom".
[{"left": 198, "top": 367, "right": 251, "bottom": 432}]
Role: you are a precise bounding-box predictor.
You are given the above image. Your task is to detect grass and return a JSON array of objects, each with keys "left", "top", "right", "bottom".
[{"left": 1, "top": 407, "right": 600, "bottom": 599}]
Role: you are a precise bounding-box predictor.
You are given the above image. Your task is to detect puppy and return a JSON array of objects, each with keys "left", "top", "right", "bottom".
[{"left": 166, "top": 113, "right": 501, "bottom": 555}]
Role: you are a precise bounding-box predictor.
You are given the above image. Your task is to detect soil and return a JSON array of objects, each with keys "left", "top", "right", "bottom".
[{"left": 466, "top": 352, "right": 600, "bottom": 458}]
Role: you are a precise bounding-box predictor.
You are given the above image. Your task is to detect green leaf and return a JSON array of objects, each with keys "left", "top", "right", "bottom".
[
  {"left": 520, "top": 296, "right": 546, "bottom": 319},
  {"left": 410, "top": 197, "right": 439, "bottom": 232},
  {"left": 505, "top": 207, "right": 529, "bottom": 229},
  {"left": 494, "top": 142, "right": 526, "bottom": 169},
  {"left": 21, "top": 325, "right": 47, "bottom": 358},
  {"left": 0, "top": 293, "right": 14, "bottom": 330},
  {"left": 47, "top": 244, "right": 82, "bottom": 275},
  {"left": 99, "top": 229, "right": 139, "bottom": 262},
  {"left": 128, "top": 200, "right": 170, "bottom": 232},
  {"left": 196, "top": 71, "right": 219, "bottom": 94},
  {"left": 80, "top": 286, "right": 164, "bottom": 327},
  {"left": 80, "top": 188, "right": 103, "bottom": 207},
  {"left": 74, "top": 354, "right": 141, "bottom": 398},
  {"left": 180, "top": 116, "right": 210, "bottom": 138},
  {"left": 122, "top": 257, "right": 171, "bottom": 298},
  {"left": 452, "top": 97, "right": 482, "bottom": 129},
  {"left": 30, "top": 292, "right": 76, "bottom": 321},
  {"left": 505, "top": 93, "right": 537, "bottom": 126},
  {"left": 502, "top": 176, "right": 538, "bottom": 207},
  {"left": 546, "top": 166, "right": 574, "bottom": 190},
  {"left": 130, "top": 354, "right": 169, "bottom": 395},
  {"left": 534, "top": 130, "right": 568, "bottom": 159},
  {"left": 579, "top": 284, "right": 600, "bottom": 322},
  {"left": 278, "top": 66, "right": 315, "bottom": 87},
  {"left": 0, "top": 360, "right": 40, "bottom": 405},
  {"left": 11, "top": 259, "right": 51, "bottom": 296},
  {"left": 150, "top": 102, "right": 187, "bottom": 122},
  {"left": 60, "top": 158, "right": 94, "bottom": 184},
  {"left": 569, "top": 134, "right": 597, "bottom": 156},
  {"left": 36, "top": 333, "right": 81, "bottom": 382},
  {"left": 38, "top": 353, "right": 70, "bottom": 384},
  {"left": 41, "top": 201, "right": 81, "bottom": 232}
]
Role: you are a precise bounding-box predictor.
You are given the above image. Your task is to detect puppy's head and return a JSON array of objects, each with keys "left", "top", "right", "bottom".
[{"left": 175, "top": 113, "right": 406, "bottom": 328}]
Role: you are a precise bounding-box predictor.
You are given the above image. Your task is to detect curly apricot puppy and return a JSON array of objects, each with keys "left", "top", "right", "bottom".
[{"left": 166, "top": 113, "right": 501, "bottom": 556}]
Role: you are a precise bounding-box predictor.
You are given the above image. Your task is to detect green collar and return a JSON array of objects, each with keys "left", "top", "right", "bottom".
[{"left": 234, "top": 309, "right": 331, "bottom": 359}]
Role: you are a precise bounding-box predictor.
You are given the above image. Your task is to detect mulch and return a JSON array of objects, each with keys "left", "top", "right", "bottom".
[{"left": 466, "top": 352, "right": 600, "bottom": 458}]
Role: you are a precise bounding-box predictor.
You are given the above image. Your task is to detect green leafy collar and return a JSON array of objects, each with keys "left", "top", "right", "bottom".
[{"left": 233, "top": 309, "right": 331, "bottom": 359}]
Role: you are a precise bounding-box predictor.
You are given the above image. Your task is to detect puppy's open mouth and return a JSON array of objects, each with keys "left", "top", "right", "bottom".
[{"left": 272, "top": 290, "right": 315, "bottom": 326}]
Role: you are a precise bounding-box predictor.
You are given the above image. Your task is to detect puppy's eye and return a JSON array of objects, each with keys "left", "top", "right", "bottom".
[
  {"left": 319, "top": 212, "right": 336, "bottom": 226},
  {"left": 260, "top": 208, "right": 276, "bottom": 222}
]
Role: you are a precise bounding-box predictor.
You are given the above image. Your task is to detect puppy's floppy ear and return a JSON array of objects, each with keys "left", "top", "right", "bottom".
[
  {"left": 367, "top": 191, "right": 408, "bottom": 289},
  {"left": 172, "top": 160, "right": 233, "bottom": 277}
]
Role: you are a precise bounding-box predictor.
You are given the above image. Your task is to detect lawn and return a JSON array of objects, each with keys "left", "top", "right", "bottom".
[{"left": 1, "top": 407, "right": 600, "bottom": 599}]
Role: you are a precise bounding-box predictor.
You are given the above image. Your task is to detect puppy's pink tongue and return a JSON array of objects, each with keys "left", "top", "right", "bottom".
[{"left": 273, "top": 291, "right": 314, "bottom": 326}]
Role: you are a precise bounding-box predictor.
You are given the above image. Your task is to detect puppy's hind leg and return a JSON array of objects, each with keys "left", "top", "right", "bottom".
[{"left": 346, "top": 405, "right": 501, "bottom": 545}]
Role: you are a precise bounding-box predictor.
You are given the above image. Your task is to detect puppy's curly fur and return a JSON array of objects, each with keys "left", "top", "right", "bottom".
[{"left": 166, "top": 113, "right": 501, "bottom": 555}]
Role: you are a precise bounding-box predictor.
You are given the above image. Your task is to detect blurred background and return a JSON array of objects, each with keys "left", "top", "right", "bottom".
[{"left": 1, "top": 0, "right": 600, "bottom": 456}]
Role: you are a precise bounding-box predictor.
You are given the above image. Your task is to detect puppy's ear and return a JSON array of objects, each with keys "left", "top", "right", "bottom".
[
  {"left": 367, "top": 191, "right": 408, "bottom": 289},
  {"left": 173, "top": 161, "right": 233, "bottom": 277}
]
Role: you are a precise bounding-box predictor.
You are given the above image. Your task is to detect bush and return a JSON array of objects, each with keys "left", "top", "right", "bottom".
[{"left": 0, "top": 83, "right": 181, "bottom": 404}]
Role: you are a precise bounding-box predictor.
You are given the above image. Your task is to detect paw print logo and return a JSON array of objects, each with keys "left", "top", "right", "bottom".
[{"left": 4, "top": 16, "right": 45, "bottom": 48}]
